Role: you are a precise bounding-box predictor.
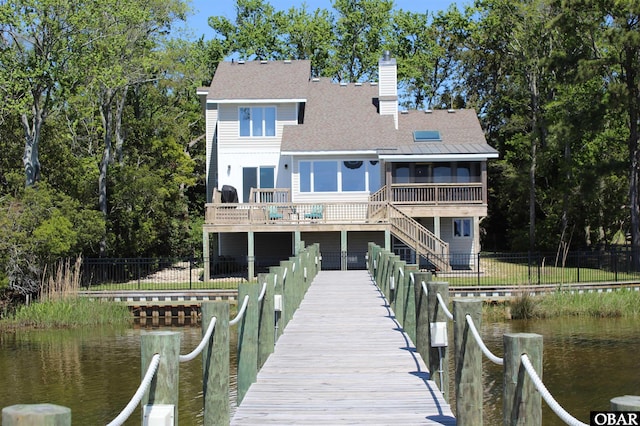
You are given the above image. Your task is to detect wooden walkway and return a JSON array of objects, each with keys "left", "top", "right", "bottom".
[{"left": 231, "top": 270, "right": 456, "bottom": 425}]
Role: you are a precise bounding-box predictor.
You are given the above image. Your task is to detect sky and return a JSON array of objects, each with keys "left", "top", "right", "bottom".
[{"left": 181, "top": 0, "right": 463, "bottom": 40}]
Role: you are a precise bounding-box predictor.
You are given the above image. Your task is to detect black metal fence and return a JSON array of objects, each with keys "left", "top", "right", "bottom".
[
  {"left": 79, "top": 250, "right": 640, "bottom": 291},
  {"left": 431, "top": 250, "right": 640, "bottom": 287}
]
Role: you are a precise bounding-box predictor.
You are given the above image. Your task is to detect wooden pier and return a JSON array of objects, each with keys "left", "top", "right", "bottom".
[{"left": 231, "top": 270, "right": 456, "bottom": 425}]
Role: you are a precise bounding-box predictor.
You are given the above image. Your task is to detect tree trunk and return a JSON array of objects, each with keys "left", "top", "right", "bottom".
[
  {"left": 21, "top": 108, "right": 44, "bottom": 187},
  {"left": 115, "top": 85, "right": 129, "bottom": 164},
  {"left": 98, "top": 88, "right": 116, "bottom": 256},
  {"left": 624, "top": 46, "right": 640, "bottom": 270}
]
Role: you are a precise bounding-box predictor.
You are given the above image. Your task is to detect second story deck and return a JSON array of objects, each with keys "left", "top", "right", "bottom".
[{"left": 205, "top": 183, "right": 488, "bottom": 232}]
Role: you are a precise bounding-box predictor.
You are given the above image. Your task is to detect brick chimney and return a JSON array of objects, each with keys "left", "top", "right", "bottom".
[{"left": 378, "top": 51, "right": 398, "bottom": 129}]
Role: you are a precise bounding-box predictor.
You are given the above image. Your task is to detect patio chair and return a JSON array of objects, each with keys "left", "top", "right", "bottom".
[
  {"left": 304, "top": 204, "right": 323, "bottom": 220},
  {"left": 268, "top": 205, "right": 283, "bottom": 220}
]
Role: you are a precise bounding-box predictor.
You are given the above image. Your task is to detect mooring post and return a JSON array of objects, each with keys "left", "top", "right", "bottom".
[
  {"left": 270, "top": 265, "right": 284, "bottom": 341},
  {"left": 201, "top": 301, "right": 229, "bottom": 426},
  {"left": 314, "top": 243, "right": 322, "bottom": 272},
  {"left": 375, "top": 249, "right": 388, "bottom": 290},
  {"left": 280, "top": 259, "right": 294, "bottom": 328},
  {"left": 141, "top": 331, "right": 180, "bottom": 424},
  {"left": 237, "top": 283, "right": 260, "bottom": 405},
  {"left": 454, "top": 299, "right": 483, "bottom": 426},
  {"left": 413, "top": 271, "right": 432, "bottom": 367},
  {"left": 392, "top": 259, "right": 406, "bottom": 325},
  {"left": 503, "top": 333, "right": 542, "bottom": 426},
  {"left": 257, "top": 272, "right": 275, "bottom": 370},
  {"left": 611, "top": 395, "right": 640, "bottom": 411},
  {"left": 402, "top": 264, "right": 419, "bottom": 343},
  {"left": 427, "top": 281, "right": 450, "bottom": 401},
  {"left": 2, "top": 404, "right": 71, "bottom": 426}
]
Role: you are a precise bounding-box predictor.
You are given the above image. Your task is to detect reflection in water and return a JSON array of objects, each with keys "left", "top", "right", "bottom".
[
  {"left": 467, "top": 317, "right": 640, "bottom": 425},
  {"left": 0, "top": 322, "right": 237, "bottom": 425},
  {"left": 0, "top": 317, "right": 637, "bottom": 425}
]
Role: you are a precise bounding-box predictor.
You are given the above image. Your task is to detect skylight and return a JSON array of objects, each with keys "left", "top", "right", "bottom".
[{"left": 413, "top": 130, "right": 441, "bottom": 142}]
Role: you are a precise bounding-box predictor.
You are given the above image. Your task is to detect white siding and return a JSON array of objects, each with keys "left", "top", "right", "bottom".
[
  {"left": 216, "top": 102, "right": 298, "bottom": 201},
  {"left": 379, "top": 63, "right": 397, "bottom": 98},
  {"left": 205, "top": 104, "right": 218, "bottom": 201}
]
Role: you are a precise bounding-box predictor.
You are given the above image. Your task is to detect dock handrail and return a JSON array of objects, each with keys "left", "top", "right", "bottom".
[
  {"left": 106, "top": 354, "right": 161, "bottom": 426},
  {"left": 2, "top": 243, "right": 322, "bottom": 426},
  {"left": 367, "top": 241, "right": 613, "bottom": 426},
  {"left": 179, "top": 316, "right": 217, "bottom": 363},
  {"left": 229, "top": 294, "right": 249, "bottom": 326},
  {"left": 521, "top": 354, "right": 587, "bottom": 426}
]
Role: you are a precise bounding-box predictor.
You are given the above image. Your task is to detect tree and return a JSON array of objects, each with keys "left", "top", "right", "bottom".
[
  {"left": 209, "top": 0, "right": 282, "bottom": 60},
  {"left": 463, "top": 0, "right": 558, "bottom": 252},
  {"left": 274, "top": 5, "right": 334, "bottom": 77},
  {"left": 0, "top": 0, "right": 86, "bottom": 186},
  {"left": 331, "top": 0, "right": 394, "bottom": 82},
  {"left": 75, "top": 0, "right": 187, "bottom": 255}
]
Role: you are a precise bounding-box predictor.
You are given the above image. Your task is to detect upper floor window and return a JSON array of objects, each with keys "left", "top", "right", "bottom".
[
  {"left": 239, "top": 106, "right": 276, "bottom": 137},
  {"left": 299, "top": 160, "right": 381, "bottom": 193}
]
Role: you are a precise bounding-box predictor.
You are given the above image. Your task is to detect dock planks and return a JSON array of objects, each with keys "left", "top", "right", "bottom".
[{"left": 231, "top": 270, "right": 456, "bottom": 425}]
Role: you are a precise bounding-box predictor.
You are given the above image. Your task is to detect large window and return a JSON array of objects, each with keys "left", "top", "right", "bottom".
[
  {"left": 239, "top": 106, "right": 276, "bottom": 137},
  {"left": 391, "top": 162, "right": 481, "bottom": 183},
  {"left": 299, "top": 160, "right": 381, "bottom": 193}
]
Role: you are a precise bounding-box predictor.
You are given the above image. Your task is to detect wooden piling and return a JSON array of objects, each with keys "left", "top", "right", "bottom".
[
  {"left": 392, "top": 259, "right": 406, "bottom": 325},
  {"left": 201, "top": 301, "right": 229, "bottom": 426},
  {"left": 270, "top": 265, "right": 284, "bottom": 341},
  {"left": 402, "top": 265, "right": 419, "bottom": 343},
  {"left": 611, "top": 395, "right": 640, "bottom": 411},
  {"left": 427, "top": 281, "right": 450, "bottom": 401},
  {"left": 454, "top": 299, "right": 483, "bottom": 426},
  {"left": 2, "top": 404, "right": 71, "bottom": 426},
  {"left": 503, "top": 333, "right": 542, "bottom": 426},
  {"left": 257, "top": 273, "right": 275, "bottom": 370},
  {"left": 141, "top": 331, "right": 180, "bottom": 424},
  {"left": 237, "top": 283, "right": 260, "bottom": 405},
  {"left": 280, "top": 259, "right": 294, "bottom": 328},
  {"left": 413, "top": 271, "right": 432, "bottom": 367}
]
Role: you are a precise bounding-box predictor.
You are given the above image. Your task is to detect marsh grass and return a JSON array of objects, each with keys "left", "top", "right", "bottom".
[
  {"left": 1, "top": 258, "right": 132, "bottom": 330},
  {"left": 505, "top": 289, "right": 640, "bottom": 320}
]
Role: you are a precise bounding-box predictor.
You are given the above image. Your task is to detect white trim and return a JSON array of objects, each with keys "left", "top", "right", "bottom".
[
  {"left": 208, "top": 98, "right": 306, "bottom": 104},
  {"left": 378, "top": 153, "right": 498, "bottom": 161},
  {"left": 282, "top": 150, "right": 378, "bottom": 156}
]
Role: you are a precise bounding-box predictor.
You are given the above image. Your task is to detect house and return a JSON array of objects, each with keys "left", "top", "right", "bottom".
[{"left": 197, "top": 53, "right": 498, "bottom": 279}]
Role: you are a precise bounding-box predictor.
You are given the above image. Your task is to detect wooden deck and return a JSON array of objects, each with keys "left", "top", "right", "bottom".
[{"left": 231, "top": 270, "right": 456, "bottom": 425}]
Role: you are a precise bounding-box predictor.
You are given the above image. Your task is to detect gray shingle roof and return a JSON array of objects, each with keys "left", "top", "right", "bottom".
[
  {"left": 205, "top": 59, "right": 498, "bottom": 158},
  {"left": 206, "top": 60, "right": 311, "bottom": 101},
  {"left": 281, "top": 79, "right": 396, "bottom": 152}
]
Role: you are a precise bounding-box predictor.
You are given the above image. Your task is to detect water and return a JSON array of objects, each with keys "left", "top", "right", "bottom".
[
  {"left": 471, "top": 317, "right": 640, "bottom": 425},
  {"left": 0, "top": 317, "right": 638, "bottom": 425},
  {"left": 0, "top": 321, "right": 237, "bottom": 425}
]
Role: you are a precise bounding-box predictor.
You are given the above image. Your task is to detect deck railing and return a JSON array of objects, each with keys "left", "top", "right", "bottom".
[
  {"left": 248, "top": 188, "right": 291, "bottom": 203},
  {"left": 390, "top": 183, "right": 484, "bottom": 204},
  {"left": 205, "top": 201, "right": 386, "bottom": 225}
]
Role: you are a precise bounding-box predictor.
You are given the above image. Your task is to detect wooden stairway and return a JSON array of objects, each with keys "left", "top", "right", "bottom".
[
  {"left": 369, "top": 187, "right": 450, "bottom": 272},
  {"left": 388, "top": 204, "right": 450, "bottom": 272}
]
